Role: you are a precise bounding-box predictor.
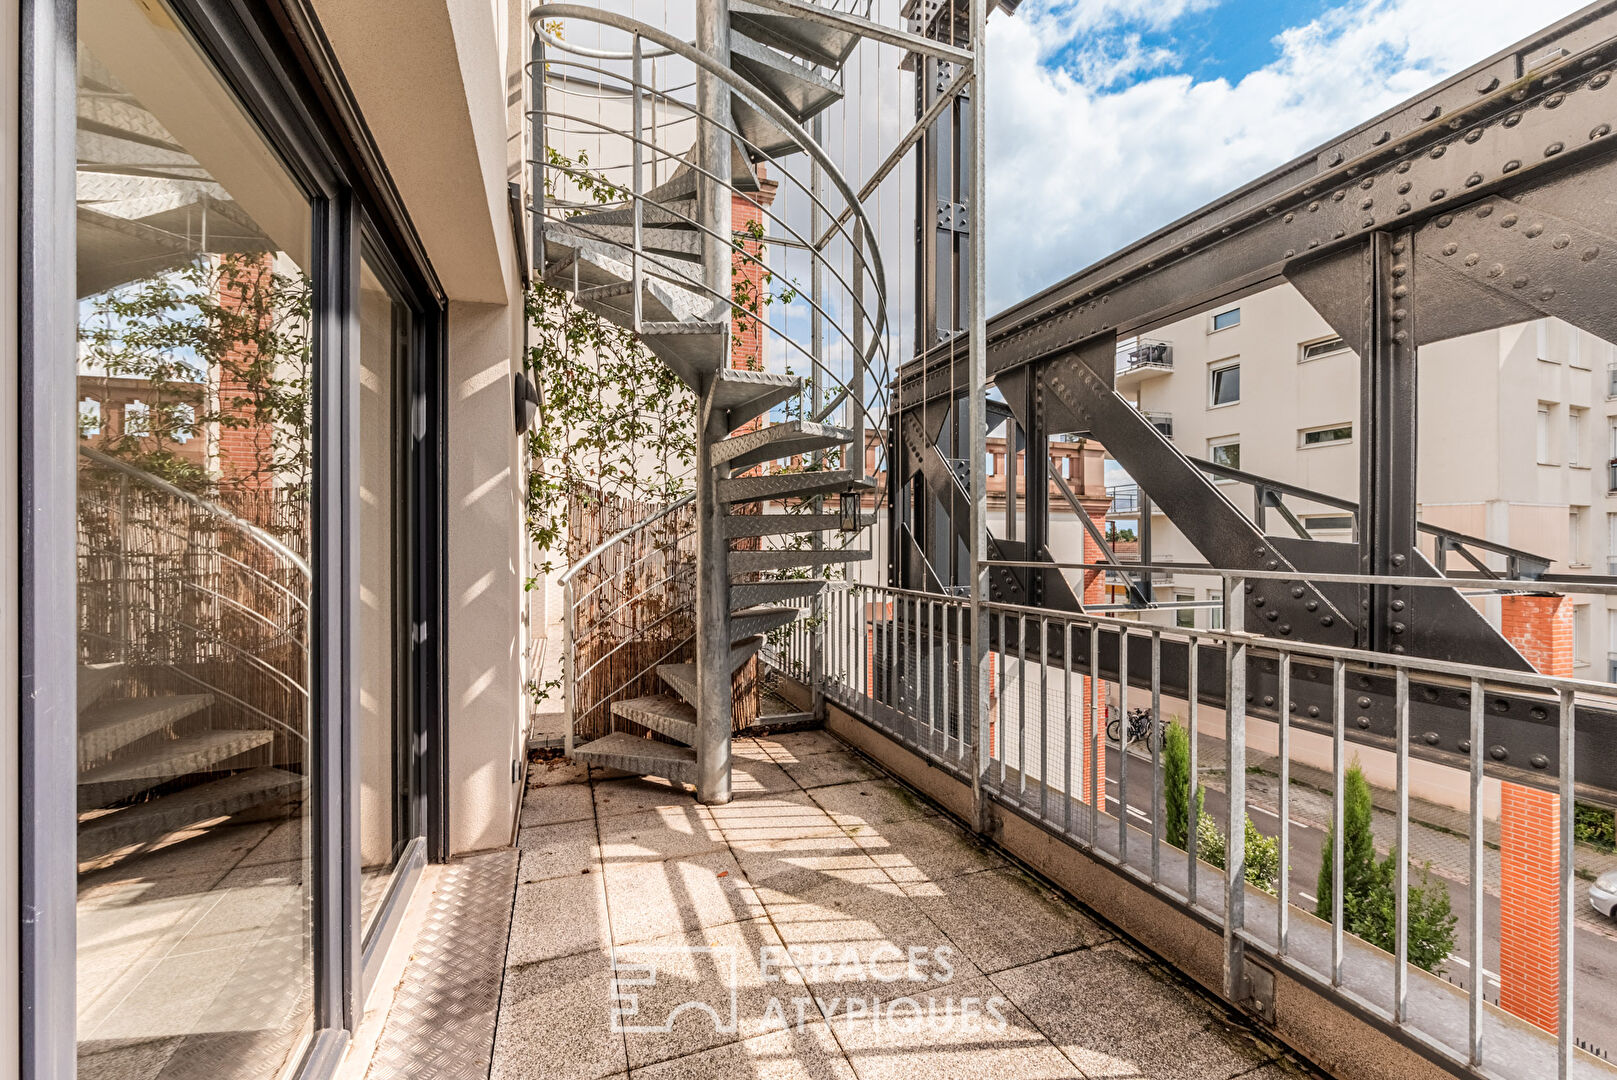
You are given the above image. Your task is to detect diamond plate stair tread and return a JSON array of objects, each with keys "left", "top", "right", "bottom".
[
  {"left": 730, "top": 32, "right": 844, "bottom": 120},
  {"left": 78, "top": 662, "right": 124, "bottom": 713},
  {"left": 719, "top": 469, "right": 868, "bottom": 503},
  {"left": 731, "top": 0, "right": 859, "bottom": 68},
  {"left": 542, "top": 234, "right": 708, "bottom": 297},
  {"left": 547, "top": 222, "right": 702, "bottom": 260},
  {"left": 639, "top": 321, "right": 729, "bottom": 382},
  {"left": 566, "top": 198, "right": 696, "bottom": 229},
  {"left": 610, "top": 694, "right": 697, "bottom": 746},
  {"left": 729, "top": 605, "right": 799, "bottom": 640},
  {"left": 78, "top": 729, "right": 275, "bottom": 811},
  {"left": 711, "top": 419, "right": 853, "bottom": 470},
  {"left": 78, "top": 693, "right": 214, "bottom": 770},
  {"left": 656, "top": 639, "right": 766, "bottom": 706},
  {"left": 731, "top": 95, "right": 801, "bottom": 161},
  {"left": 576, "top": 271, "right": 722, "bottom": 325},
  {"left": 728, "top": 547, "right": 870, "bottom": 573},
  {"left": 730, "top": 577, "right": 828, "bottom": 607},
  {"left": 713, "top": 367, "right": 803, "bottom": 429},
  {"left": 722, "top": 512, "right": 873, "bottom": 538},
  {"left": 648, "top": 139, "right": 759, "bottom": 203},
  {"left": 573, "top": 731, "right": 697, "bottom": 785},
  {"left": 367, "top": 850, "right": 517, "bottom": 1080},
  {"left": 78, "top": 766, "right": 302, "bottom": 862}
]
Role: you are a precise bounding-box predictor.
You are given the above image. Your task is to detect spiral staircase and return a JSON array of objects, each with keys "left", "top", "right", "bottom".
[{"left": 531, "top": 3, "right": 888, "bottom": 801}]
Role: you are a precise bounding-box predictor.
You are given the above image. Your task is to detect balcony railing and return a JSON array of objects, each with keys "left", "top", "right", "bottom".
[
  {"left": 1144, "top": 411, "right": 1173, "bottom": 439},
  {"left": 1607, "top": 363, "right": 1617, "bottom": 399},
  {"left": 1107, "top": 482, "right": 1140, "bottom": 516},
  {"left": 1116, "top": 337, "right": 1174, "bottom": 378},
  {"left": 1608, "top": 459, "right": 1617, "bottom": 493},
  {"left": 772, "top": 567, "right": 1612, "bottom": 1080}
]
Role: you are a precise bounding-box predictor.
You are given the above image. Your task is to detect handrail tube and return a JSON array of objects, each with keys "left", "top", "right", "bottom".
[
  {"left": 79, "top": 445, "right": 310, "bottom": 576},
  {"left": 557, "top": 493, "right": 695, "bottom": 586}
]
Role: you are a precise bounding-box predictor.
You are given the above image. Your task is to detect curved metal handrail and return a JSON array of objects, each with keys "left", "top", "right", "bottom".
[
  {"left": 79, "top": 445, "right": 311, "bottom": 578},
  {"left": 558, "top": 491, "right": 695, "bottom": 587},
  {"left": 529, "top": 4, "right": 892, "bottom": 399}
]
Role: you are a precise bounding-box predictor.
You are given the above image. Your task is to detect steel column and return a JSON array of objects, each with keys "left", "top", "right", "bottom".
[
  {"left": 693, "top": 0, "right": 733, "bottom": 805},
  {"left": 967, "top": 0, "right": 989, "bottom": 835},
  {"left": 1360, "top": 231, "right": 1418, "bottom": 654}
]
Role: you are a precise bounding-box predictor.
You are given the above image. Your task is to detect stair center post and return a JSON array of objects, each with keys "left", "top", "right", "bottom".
[{"left": 694, "top": 0, "right": 734, "bottom": 806}]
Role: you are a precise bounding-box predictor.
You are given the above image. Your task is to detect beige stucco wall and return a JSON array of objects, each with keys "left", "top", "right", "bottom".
[{"left": 316, "top": 0, "right": 530, "bottom": 852}]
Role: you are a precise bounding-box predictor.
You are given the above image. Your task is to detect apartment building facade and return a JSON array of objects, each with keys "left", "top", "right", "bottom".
[
  {"left": 1112, "top": 282, "right": 1617, "bottom": 678},
  {"left": 5, "top": 1, "right": 534, "bottom": 1077}
]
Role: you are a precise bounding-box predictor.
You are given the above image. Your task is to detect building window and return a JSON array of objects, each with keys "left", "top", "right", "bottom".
[
  {"left": 1570, "top": 506, "right": 1586, "bottom": 565},
  {"left": 1209, "top": 362, "right": 1240, "bottom": 407},
  {"left": 1574, "top": 603, "right": 1591, "bottom": 667},
  {"left": 1209, "top": 438, "right": 1240, "bottom": 471},
  {"left": 986, "top": 452, "right": 995, "bottom": 476},
  {"left": 1570, "top": 407, "right": 1586, "bottom": 467},
  {"left": 1300, "top": 336, "right": 1347, "bottom": 362},
  {"left": 79, "top": 397, "right": 102, "bottom": 436},
  {"left": 1300, "top": 423, "right": 1353, "bottom": 448},
  {"left": 1175, "top": 593, "right": 1195, "bottom": 629},
  {"left": 1208, "top": 590, "right": 1224, "bottom": 629},
  {"left": 1211, "top": 308, "right": 1241, "bottom": 332},
  {"left": 1538, "top": 404, "right": 1552, "bottom": 463}
]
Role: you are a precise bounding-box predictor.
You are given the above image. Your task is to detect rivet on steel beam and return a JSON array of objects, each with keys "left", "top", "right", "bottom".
[
  {"left": 1465, "top": 129, "right": 1484, "bottom": 144},
  {"left": 1391, "top": 554, "right": 1406, "bottom": 566},
  {"left": 1459, "top": 739, "right": 1472, "bottom": 753},
  {"left": 1429, "top": 189, "right": 1446, "bottom": 201},
  {"left": 1357, "top": 716, "right": 1372, "bottom": 729},
  {"left": 1594, "top": 123, "right": 1613, "bottom": 140},
  {"left": 1307, "top": 705, "right": 1321, "bottom": 718},
  {"left": 1489, "top": 745, "right": 1508, "bottom": 760},
  {"left": 1280, "top": 624, "right": 1292, "bottom": 635},
  {"left": 1487, "top": 263, "right": 1505, "bottom": 278},
  {"left": 1334, "top": 229, "right": 1346, "bottom": 239},
  {"left": 1395, "top": 157, "right": 1411, "bottom": 169},
  {"left": 1392, "top": 240, "right": 1407, "bottom": 255},
  {"left": 1320, "top": 616, "right": 1334, "bottom": 627},
  {"left": 1391, "top": 599, "right": 1406, "bottom": 611},
  {"left": 1583, "top": 246, "right": 1601, "bottom": 261},
  {"left": 1429, "top": 144, "right": 1446, "bottom": 159},
  {"left": 1289, "top": 702, "right": 1299, "bottom": 713},
  {"left": 1266, "top": 560, "right": 1279, "bottom": 570},
  {"left": 1328, "top": 151, "right": 1344, "bottom": 166},
  {"left": 1464, "top": 253, "right": 1481, "bottom": 266},
  {"left": 1362, "top": 219, "right": 1375, "bottom": 229},
  {"left": 1263, "top": 695, "right": 1275, "bottom": 707},
  {"left": 1397, "top": 203, "right": 1411, "bottom": 214},
  {"left": 1360, "top": 197, "right": 1374, "bottom": 210},
  {"left": 1360, "top": 177, "right": 1374, "bottom": 189},
  {"left": 1531, "top": 706, "right": 1547, "bottom": 720},
  {"left": 1545, "top": 141, "right": 1565, "bottom": 156},
  {"left": 1392, "top": 308, "right": 1408, "bottom": 321},
  {"left": 1477, "top": 75, "right": 1500, "bottom": 93},
  {"left": 1476, "top": 203, "right": 1495, "bottom": 218},
  {"left": 1443, "top": 242, "right": 1459, "bottom": 256},
  {"left": 1465, "top": 173, "right": 1484, "bottom": 188},
  {"left": 1545, "top": 92, "right": 1566, "bottom": 109},
  {"left": 1425, "top": 732, "right": 1441, "bottom": 746},
  {"left": 1308, "top": 239, "right": 1320, "bottom": 248},
  {"left": 1502, "top": 158, "right": 1521, "bottom": 173},
  {"left": 1305, "top": 600, "right": 1318, "bottom": 612},
  {"left": 1284, "top": 248, "right": 1297, "bottom": 257},
  {"left": 1392, "top": 262, "right": 1408, "bottom": 277},
  {"left": 1592, "top": 71, "right": 1612, "bottom": 89},
  {"left": 1541, "top": 288, "right": 1557, "bottom": 301},
  {"left": 1421, "top": 104, "right": 1442, "bottom": 121},
  {"left": 1357, "top": 696, "right": 1372, "bottom": 709},
  {"left": 1373, "top": 129, "right": 1390, "bottom": 145},
  {"left": 1500, "top": 213, "right": 1518, "bottom": 228},
  {"left": 1333, "top": 190, "right": 1347, "bottom": 201},
  {"left": 1512, "top": 275, "right": 1530, "bottom": 289},
  {"left": 1309, "top": 201, "right": 1321, "bottom": 212},
  {"left": 1531, "top": 754, "right": 1550, "bottom": 769},
  {"left": 1503, "top": 112, "right": 1523, "bottom": 127},
  {"left": 1391, "top": 622, "right": 1406, "bottom": 634},
  {"left": 1283, "top": 212, "right": 1295, "bottom": 223},
  {"left": 1436, "top": 214, "right": 1453, "bottom": 228},
  {"left": 1393, "top": 285, "right": 1409, "bottom": 299},
  {"left": 1266, "top": 611, "right": 1279, "bottom": 623},
  {"left": 1291, "top": 586, "right": 1305, "bottom": 598},
  {"left": 1398, "top": 181, "right": 1413, "bottom": 194},
  {"left": 1395, "top": 330, "right": 1409, "bottom": 344},
  {"left": 1254, "top": 596, "right": 1266, "bottom": 608}
]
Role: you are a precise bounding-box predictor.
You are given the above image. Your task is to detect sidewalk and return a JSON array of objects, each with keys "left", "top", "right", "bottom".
[{"left": 1177, "top": 732, "right": 1617, "bottom": 941}]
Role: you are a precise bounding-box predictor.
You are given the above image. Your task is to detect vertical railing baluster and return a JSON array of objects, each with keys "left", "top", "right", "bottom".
[
  {"left": 1118, "top": 625, "right": 1130, "bottom": 861},
  {"left": 1018, "top": 610, "right": 1028, "bottom": 797},
  {"left": 1468, "top": 675, "right": 1484, "bottom": 1069},
  {"left": 1395, "top": 666, "right": 1409, "bottom": 1023},
  {"left": 1063, "top": 621, "right": 1073, "bottom": 836},
  {"left": 1278, "top": 651, "right": 1291, "bottom": 958},
  {"left": 1040, "top": 615, "right": 1050, "bottom": 821},
  {"left": 1223, "top": 577, "right": 1248, "bottom": 1003},
  {"left": 1188, "top": 633, "right": 1199, "bottom": 905},
  {"left": 1331, "top": 656, "right": 1346, "bottom": 987},
  {"left": 1150, "top": 628, "right": 1162, "bottom": 884},
  {"left": 1089, "top": 624, "right": 1100, "bottom": 849},
  {"left": 1558, "top": 686, "right": 1575, "bottom": 1080},
  {"left": 998, "top": 610, "right": 1007, "bottom": 785}
]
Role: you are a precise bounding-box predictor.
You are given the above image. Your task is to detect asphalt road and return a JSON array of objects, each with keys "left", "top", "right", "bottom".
[{"left": 1100, "top": 743, "right": 1617, "bottom": 1059}]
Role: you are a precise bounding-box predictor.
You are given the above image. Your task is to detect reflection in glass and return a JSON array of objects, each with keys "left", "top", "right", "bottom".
[
  {"left": 75, "top": 2, "right": 315, "bottom": 1076},
  {"left": 358, "top": 256, "right": 409, "bottom": 932}
]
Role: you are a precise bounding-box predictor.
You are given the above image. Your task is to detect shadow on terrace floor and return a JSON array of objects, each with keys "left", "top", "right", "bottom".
[{"left": 481, "top": 730, "right": 1320, "bottom": 1080}]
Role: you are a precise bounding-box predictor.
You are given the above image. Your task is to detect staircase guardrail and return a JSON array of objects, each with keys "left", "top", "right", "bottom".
[{"left": 76, "top": 446, "right": 311, "bottom": 752}]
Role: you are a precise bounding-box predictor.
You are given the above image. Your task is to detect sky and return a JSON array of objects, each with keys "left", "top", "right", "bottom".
[{"left": 982, "top": 0, "right": 1593, "bottom": 311}]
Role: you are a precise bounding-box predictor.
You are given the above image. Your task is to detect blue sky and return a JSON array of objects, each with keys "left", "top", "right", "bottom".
[{"left": 983, "top": 0, "right": 1591, "bottom": 311}]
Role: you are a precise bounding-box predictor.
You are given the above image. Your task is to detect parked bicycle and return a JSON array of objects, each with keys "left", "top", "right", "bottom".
[{"left": 1107, "top": 707, "right": 1164, "bottom": 751}]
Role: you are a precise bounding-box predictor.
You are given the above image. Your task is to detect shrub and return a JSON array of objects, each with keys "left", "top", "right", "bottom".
[
  {"left": 1163, "top": 719, "right": 1201, "bottom": 849},
  {"left": 1575, "top": 802, "right": 1616, "bottom": 852},
  {"left": 1316, "top": 762, "right": 1376, "bottom": 919},
  {"left": 1195, "top": 809, "right": 1279, "bottom": 895},
  {"left": 1343, "top": 850, "right": 1458, "bottom": 974}
]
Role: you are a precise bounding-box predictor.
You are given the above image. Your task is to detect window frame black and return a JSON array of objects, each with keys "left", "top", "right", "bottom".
[{"left": 18, "top": 0, "right": 450, "bottom": 1074}]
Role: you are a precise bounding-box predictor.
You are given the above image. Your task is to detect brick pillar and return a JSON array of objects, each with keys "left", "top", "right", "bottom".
[
  {"left": 1497, "top": 593, "right": 1572, "bottom": 1032},
  {"left": 1075, "top": 497, "right": 1109, "bottom": 805}
]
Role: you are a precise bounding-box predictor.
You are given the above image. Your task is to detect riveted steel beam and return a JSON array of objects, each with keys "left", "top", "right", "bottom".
[{"left": 894, "top": 4, "right": 1617, "bottom": 406}]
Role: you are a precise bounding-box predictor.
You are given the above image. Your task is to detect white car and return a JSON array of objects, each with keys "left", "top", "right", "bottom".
[{"left": 1594, "top": 871, "right": 1617, "bottom": 919}]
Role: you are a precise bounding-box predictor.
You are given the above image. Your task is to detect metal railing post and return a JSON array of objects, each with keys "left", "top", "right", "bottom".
[
  {"left": 1223, "top": 574, "right": 1248, "bottom": 1002},
  {"left": 631, "top": 34, "right": 644, "bottom": 332},
  {"left": 562, "top": 578, "right": 575, "bottom": 758},
  {"left": 966, "top": 0, "right": 989, "bottom": 837}
]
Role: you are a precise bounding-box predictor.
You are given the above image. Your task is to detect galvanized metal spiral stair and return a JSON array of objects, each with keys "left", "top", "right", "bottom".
[{"left": 532, "top": 2, "right": 887, "bottom": 792}]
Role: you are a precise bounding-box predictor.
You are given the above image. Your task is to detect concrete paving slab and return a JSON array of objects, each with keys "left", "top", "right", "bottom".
[
  {"left": 517, "top": 818, "right": 600, "bottom": 884},
  {"left": 903, "top": 867, "right": 1113, "bottom": 974},
  {"left": 491, "top": 951, "right": 627, "bottom": 1080},
  {"left": 596, "top": 807, "right": 728, "bottom": 865},
  {"left": 519, "top": 780, "right": 595, "bottom": 827},
  {"left": 847, "top": 815, "right": 1006, "bottom": 886},
  {"left": 777, "top": 750, "right": 888, "bottom": 789},
  {"left": 826, "top": 973, "right": 1083, "bottom": 1080},
  {"left": 755, "top": 730, "right": 856, "bottom": 761},
  {"left": 601, "top": 846, "right": 765, "bottom": 945},
  {"left": 989, "top": 943, "right": 1282, "bottom": 1080},
  {"left": 630, "top": 1020, "right": 856, "bottom": 1080},
  {"left": 811, "top": 780, "right": 939, "bottom": 828},
  {"left": 507, "top": 872, "right": 612, "bottom": 966},
  {"left": 591, "top": 776, "right": 702, "bottom": 820}
]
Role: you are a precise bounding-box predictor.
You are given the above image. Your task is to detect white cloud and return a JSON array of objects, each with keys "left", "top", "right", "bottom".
[{"left": 983, "top": 0, "right": 1592, "bottom": 313}]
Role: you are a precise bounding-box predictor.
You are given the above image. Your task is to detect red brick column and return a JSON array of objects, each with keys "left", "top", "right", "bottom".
[{"left": 1497, "top": 593, "right": 1572, "bottom": 1032}]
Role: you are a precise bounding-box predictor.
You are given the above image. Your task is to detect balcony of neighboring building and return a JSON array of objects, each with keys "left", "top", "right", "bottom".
[{"left": 1113, "top": 337, "right": 1174, "bottom": 389}]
